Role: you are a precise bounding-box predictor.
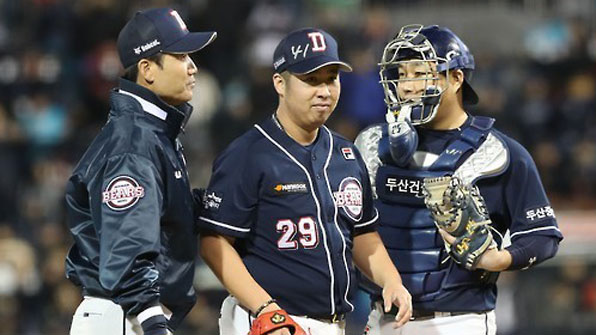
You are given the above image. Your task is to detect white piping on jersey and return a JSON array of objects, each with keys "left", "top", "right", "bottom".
[
  {"left": 198, "top": 216, "right": 251, "bottom": 233},
  {"left": 321, "top": 126, "right": 354, "bottom": 312},
  {"left": 254, "top": 124, "right": 337, "bottom": 315},
  {"left": 354, "top": 208, "right": 379, "bottom": 228},
  {"left": 119, "top": 90, "right": 168, "bottom": 120},
  {"left": 510, "top": 226, "right": 561, "bottom": 239}
]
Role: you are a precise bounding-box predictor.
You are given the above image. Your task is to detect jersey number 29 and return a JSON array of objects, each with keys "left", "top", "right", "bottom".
[{"left": 276, "top": 217, "right": 319, "bottom": 250}]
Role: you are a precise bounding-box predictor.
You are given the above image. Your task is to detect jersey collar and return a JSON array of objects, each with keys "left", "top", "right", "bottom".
[{"left": 259, "top": 116, "right": 331, "bottom": 161}]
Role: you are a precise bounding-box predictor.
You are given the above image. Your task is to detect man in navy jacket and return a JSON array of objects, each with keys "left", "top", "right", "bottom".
[{"left": 64, "top": 8, "right": 216, "bottom": 335}]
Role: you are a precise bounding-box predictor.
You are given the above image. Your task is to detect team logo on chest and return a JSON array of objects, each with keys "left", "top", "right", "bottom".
[
  {"left": 102, "top": 176, "right": 145, "bottom": 211},
  {"left": 333, "top": 177, "right": 363, "bottom": 221}
]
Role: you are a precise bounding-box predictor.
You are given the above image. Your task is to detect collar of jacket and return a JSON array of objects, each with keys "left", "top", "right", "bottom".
[{"left": 110, "top": 78, "right": 194, "bottom": 138}]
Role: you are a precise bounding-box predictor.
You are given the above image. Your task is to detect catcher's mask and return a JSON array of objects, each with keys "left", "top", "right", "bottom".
[{"left": 379, "top": 24, "right": 478, "bottom": 125}]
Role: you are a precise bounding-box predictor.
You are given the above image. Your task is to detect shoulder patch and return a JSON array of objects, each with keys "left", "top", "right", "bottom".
[{"left": 102, "top": 176, "right": 145, "bottom": 211}]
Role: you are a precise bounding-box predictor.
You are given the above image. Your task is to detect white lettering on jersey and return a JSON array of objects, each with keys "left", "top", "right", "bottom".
[{"left": 525, "top": 205, "right": 555, "bottom": 222}]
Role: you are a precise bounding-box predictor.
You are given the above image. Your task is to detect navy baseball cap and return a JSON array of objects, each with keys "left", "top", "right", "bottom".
[
  {"left": 117, "top": 8, "right": 217, "bottom": 68},
  {"left": 273, "top": 28, "right": 352, "bottom": 74}
]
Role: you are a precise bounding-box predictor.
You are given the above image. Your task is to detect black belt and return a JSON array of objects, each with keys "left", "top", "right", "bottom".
[
  {"left": 379, "top": 302, "right": 488, "bottom": 321},
  {"left": 308, "top": 313, "right": 346, "bottom": 323},
  {"left": 410, "top": 310, "right": 486, "bottom": 321}
]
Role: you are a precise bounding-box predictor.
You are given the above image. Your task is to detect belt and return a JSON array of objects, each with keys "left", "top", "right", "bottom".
[
  {"left": 378, "top": 302, "right": 488, "bottom": 321},
  {"left": 309, "top": 313, "right": 346, "bottom": 323},
  {"left": 410, "top": 310, "right": 485, "bottom": 321}
]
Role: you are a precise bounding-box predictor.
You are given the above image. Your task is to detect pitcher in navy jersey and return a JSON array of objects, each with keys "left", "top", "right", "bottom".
[
  {"left": 355, "top": 24, "right": 563, "bottom": 335},
  {"left": 198, "top": 28, "right": 411, "bottom": 335}
]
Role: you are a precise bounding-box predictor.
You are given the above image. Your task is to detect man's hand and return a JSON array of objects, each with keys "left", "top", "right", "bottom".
[
  {"left": 257, "top": 303, "right": 291, "bottom": 335},
  {"left": 439, "top": 229, "right": 512, "bottom": 271},
  {"left": 382, "top": 281, "right": 412, "bottom": 328}
]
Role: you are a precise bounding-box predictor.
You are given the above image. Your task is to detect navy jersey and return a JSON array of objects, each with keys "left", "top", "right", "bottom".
[
  {"left": 198, "top": 116, "right": 378, "bottom": 317},
  {"left": 358, "top": 116, "right": 562, "bottom": 312},
  {"left": 65, "top": 79, "right": 197, "bottom": 330}
]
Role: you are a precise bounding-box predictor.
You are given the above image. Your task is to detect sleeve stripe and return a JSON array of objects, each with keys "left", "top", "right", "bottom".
[
  {"left": 354, "top": 208, "right": 379, "bottom": 228},
  {"left": 137, "top": 305, "right": 165, "bottom": 324},
  {"left": 198, "top": 216, "right": 251, "bottom": 233},
  {"left": 510, "top": 226, "right": 561, "bottom": 239}
]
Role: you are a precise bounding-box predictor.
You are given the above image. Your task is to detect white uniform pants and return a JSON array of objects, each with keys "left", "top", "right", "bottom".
[
  {"left": 69, "top": 297, "right": 172, "bottom": 335},
  {"left": 219, "top": 295, "right": 345, "bottom": 335},
  {"left": 364, "top": 301, "right": 496, "bottom": 335}
]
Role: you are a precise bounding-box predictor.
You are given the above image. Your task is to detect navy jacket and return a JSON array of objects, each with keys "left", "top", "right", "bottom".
[{"left": 65, "top": 79, "right": 197, "bottom": 330}]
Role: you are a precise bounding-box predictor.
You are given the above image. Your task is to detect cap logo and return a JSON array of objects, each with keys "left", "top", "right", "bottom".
[
  {"left": 169, "top": 10, "right": 187, "bottom": 31},
  {"left": 133, "top": 39, "right": 161, "bottom": 55},
  {"left": 307, "top": 32, "right": 326, "bottom": 52}
]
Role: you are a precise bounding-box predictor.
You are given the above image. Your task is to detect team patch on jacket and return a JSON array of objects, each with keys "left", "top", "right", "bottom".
[
  {"left": 272, "top": 182, "right": 308, "bottom": 195},
  {"left": 334, "top": 177, "right": 363, "bottom": 221},
  {"left": 102, "top": 176, "right": 145, "bottom": 211}
]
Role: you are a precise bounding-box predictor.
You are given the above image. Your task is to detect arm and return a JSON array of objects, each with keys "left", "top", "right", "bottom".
[
  {"left": 353, "top": 231, "right": 411, "bottom": 327},
  {"left": 91, "top": 153, "right": 169, "bottom": 335},
  {"left": 199, "top": 232, "right": 294, "bottom": 335},
  {"left": 438, "top": 229, "right": 512, "bottom": 271},
  {"left": 199, "top": 232, "right": 282, "bottom": 315}
]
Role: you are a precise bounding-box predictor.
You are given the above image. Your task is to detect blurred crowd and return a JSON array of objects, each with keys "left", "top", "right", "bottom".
[{"left": 0, "top": 0, "right": 595, "bottom": 334}]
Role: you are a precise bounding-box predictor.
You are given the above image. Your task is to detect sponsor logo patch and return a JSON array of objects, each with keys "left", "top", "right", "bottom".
[
  {"left": 334, "top": 177, "right": 363, "bottom": 221},
  {"left": 272, "top": 183, "right": 308, "bottom": 195},
  {"left": 102, "top": 176, "right": 145, "bottom": 211},
  {"left": 203, "top": 191, "right": 223, "bottom": 210},
  {"left": 341, "top": 147, "right": 355, "bottom": 160}
]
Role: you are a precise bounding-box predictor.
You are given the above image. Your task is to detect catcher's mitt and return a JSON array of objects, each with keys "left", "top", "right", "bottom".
[
  {"left": 249, "top": 310, "right": 306, "bottom": 335},
  {"left": 422, "top": 176, "right": 494, "bottom": 270}
]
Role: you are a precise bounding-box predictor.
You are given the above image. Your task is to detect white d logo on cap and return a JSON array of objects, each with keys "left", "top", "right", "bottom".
[{"left": 307, "top": 32, "right": 327, "bottom": 52}]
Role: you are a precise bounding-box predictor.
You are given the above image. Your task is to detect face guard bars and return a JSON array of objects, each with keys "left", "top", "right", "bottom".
[{"left": 379, "top": 24, "right": 450, "bottom": 125}]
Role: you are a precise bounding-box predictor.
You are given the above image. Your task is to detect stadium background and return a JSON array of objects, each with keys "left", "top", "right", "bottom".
[{"left": 0, "top": 0, "right": 595, "bottom": 334}]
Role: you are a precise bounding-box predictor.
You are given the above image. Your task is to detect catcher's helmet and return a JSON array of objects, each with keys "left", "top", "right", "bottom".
[{"left": 379, "top": 24, "right": 478, "bottom": 125}]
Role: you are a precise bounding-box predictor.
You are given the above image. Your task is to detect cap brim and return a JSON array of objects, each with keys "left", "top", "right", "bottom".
[
  {"left": 462, "top": 80, "right": 479, "bottom": 105},
  {"left": 286, "top": 55, "right": 352, "bottom": 75},
  {"left": 163, "top": 31, "right": 217, "bottom": 54}
]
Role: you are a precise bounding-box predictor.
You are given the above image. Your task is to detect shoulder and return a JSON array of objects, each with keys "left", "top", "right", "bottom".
[
  {"left": 106, "top": 117, "right": 161, "bottom": 159},
  {"left": 213, "top": 126, "right": 268, "bottom": 167},
  {"left": 355, "top": 123, "right": 384, "bottom": 143},
  {"left": 490, "top": 128, "right": 536, "bottom": 169}
]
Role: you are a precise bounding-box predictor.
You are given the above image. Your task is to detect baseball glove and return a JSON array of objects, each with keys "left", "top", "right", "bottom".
[
  {"left": 249, "top": 310, "right": 306, "bottom": 335},
  {"left": 422, "top": 176, "right": 494, "bottom": 270}
]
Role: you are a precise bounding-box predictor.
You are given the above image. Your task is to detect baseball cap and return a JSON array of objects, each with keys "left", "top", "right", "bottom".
[
  {"left": 273, "top": 28, "right": 352, "bottom": 74},
  {"left": 117, "top": 8, "right": 217, "bottom": 68}
]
